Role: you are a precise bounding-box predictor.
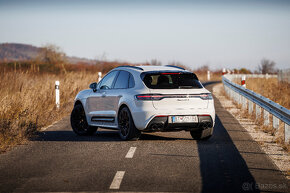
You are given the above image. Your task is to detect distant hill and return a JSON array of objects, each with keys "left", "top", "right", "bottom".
[
  {"left": 0, "top": 43, "right": 40, "bottom": 62},
  {"left": 0, "top": 43, "right": 96, "bottom": 65}
]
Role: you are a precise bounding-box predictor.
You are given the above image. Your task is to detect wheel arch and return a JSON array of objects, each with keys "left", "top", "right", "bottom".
[
  {"left": 74, "top": 100, "right": 83, "bottom": 107},
  {"left": 117, "top": 103, "right": 136, "bottom": 124},
  {"left": 118, "top": 103, "right": 130, "bottom": 116}
]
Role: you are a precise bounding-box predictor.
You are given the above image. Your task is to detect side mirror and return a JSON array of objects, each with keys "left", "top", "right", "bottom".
[{"left": 89, "top": 82, "right": 97, "bottom": 92}]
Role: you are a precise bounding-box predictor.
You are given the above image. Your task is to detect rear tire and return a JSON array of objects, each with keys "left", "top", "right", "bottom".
[
  {"left": 118, "top": 107, "right": 141, "bottom": 140},
  {"left": 190, "top": 127, "right": 213, "bottom": 140},
  {"left": 70, "top": 104, "right": 98, "bottom": 136}
]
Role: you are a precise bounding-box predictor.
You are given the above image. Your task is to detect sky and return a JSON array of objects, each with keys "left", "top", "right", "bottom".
[{"left": 0, "top": 0, "right": 290, "bottom": 70}]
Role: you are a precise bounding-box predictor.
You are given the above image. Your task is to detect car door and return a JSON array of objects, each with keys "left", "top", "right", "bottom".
[
  {"left": 112, "top": 69, "right": 131, "bottom": 101},
  {"left": 86, "top": 70, "right": 119, "bottom": 126}
]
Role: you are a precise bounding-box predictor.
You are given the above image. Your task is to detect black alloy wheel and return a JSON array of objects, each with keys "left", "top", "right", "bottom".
[
  {"left": 118, "top": 107, "right": 141, "bottom": 140},
  {"left": 70, "top": 104, "right": 97, "bottom": 135}
]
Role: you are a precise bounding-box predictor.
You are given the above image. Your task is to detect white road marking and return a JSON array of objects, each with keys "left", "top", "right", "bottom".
[
  {"left": 125, "top": 147, "right": 137, "bottom": 158},
  {"left": 40, "top": 121, "right": 58, "bottom": 131},
  {"left": 109, "top": 171, "right": 125, "bottom": 190}
]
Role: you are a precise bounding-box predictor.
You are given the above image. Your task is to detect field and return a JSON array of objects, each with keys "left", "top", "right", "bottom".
[
  {"left": 0, "top": 69, "right": 99, "bottom": 152},
  {"left": 234, "top": 77, "right": 289, "bottom": 109}
]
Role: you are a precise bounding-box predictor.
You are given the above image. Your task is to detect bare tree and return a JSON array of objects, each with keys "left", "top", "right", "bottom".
[
  {"left": 35, "top": 44, "right": 67, "bottom": 73},
  {"left": 39, "top": 44, "right": 67, "bottom": 65},
  {"left": 196, "top": 65, "right": 209, "bottom": 72},
  {"left": 150, "top": 59, "right": 162, "bottom": 66},
  {"left": 258, "top": 58, "right": 276, "bottom": 74},
  {"left": 168, "top": 61, "right": 190, "bottom": 71}
]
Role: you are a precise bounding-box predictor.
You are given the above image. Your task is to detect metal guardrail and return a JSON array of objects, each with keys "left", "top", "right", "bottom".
[
  {"left": 226, "top": 74, "right": 277, "bottom": 79},
  {"left": 222, "top": 74, "right": 290, "bottom": 143}
]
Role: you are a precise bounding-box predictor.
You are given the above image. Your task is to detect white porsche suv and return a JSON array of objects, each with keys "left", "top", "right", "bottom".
[{"left": 70, "top": 65, "right": 215, "bottom": 140}]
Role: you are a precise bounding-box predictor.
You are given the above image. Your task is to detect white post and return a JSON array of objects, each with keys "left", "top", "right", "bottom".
[
  {"left": 98, "top": 72, "right": 102, "bottom": 82},
  {"left": 241, "top": 75, "right": 246, "bottom": 88},
  {"left": 55, "top": 81, "right": 60, "bottom": 108},
  {"left": 266, "top": 73, "right": 269, "bottom": 80},
  {"left": 207, "top": 70, "right": 210, "bottom": 81},
  {"left": 222, "top": 68, "right": 226, "bottom": 75}
]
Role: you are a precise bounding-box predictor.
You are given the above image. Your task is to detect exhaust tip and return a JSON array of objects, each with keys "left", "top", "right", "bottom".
[{"left": 150, "top": 123, "right": 164, "bottom": 130}]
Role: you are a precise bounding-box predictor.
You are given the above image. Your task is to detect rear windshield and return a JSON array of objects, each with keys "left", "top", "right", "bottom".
[{"left": 142, "top": 72, "right": 203, "bottom": 89}]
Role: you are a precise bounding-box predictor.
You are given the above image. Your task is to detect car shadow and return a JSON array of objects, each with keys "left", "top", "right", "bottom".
[
  {"left": 33, "top": 130, "right": 193, "bottom": 142},
  {"left": 197, "top": 116, "right": 259, "bottom": 193},
  {"left": 33, "top": 130, "right": 122, "bottom": 142}
]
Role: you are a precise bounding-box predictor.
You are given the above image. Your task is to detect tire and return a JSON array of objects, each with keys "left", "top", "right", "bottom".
[
  {"left": 190, "top": 127, "right": 213, "bottom": 140},
  {"left": 70, "top": 104, "right": 98, "bottom": 136},
  {"left": 118, "top": 107, "right": 141, "bottom": 140}
]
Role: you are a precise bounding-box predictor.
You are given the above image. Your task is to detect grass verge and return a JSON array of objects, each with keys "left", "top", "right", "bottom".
[{"left": 0, "top": 71, "right": 98, "bottom": 152}]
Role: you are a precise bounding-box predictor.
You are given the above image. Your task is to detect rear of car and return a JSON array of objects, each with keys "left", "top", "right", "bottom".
[{"left": 131, "top": 69, "right": 215, "bottom": 139}]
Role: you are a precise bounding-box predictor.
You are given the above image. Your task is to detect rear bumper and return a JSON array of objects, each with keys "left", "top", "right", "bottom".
[
  {"left": 143, "top": 115, "right": 213, "bottom": 132},
  {"left": 131, "top": 101, "right": 215, "bottom": 130}
]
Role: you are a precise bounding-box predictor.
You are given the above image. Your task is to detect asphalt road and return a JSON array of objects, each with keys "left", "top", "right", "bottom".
[{"left": 0, "top": 83, "right": 289, "bottom": 193}]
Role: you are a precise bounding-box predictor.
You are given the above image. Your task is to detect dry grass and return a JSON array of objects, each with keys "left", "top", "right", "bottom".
[
  {"left": 195, "top": 72, "right": 222, "bottom": 82},
  {"left": 234, "top": 78, "right": 290, "bottom": 109},
  {"left": 0, "top": 71, "right": 98, "bottom": 152}
]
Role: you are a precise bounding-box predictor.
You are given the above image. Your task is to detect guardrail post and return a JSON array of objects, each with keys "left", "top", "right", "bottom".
[
  {"left": 230, "top": 89, "right": 233, "bottom": 99},
  {"left": 98, "top": 72, "right": 102, "bottom": 82},
  {"left": 242, "top": 96, "right": 247, "bottom": 109},
  {"left": 248, "top": 101, "right": 253, "bottom": 114},
  {"left": 256, "top": 104, "right": 261, "bottom": 119},
  {"left": 273, "top": 116, "right": 279, "bottom": 129},
  {"left": 55, "top": 81, "right": 60, "bottom": 109},
  {"left": 285, "top": 124, "right": 290, "bottom": 143},
  {"left": 234, "top": 91, "right": 238, "bottom": 103},
  {"left": 263, "top": 109, "right": 269, "bottom": 126},
  {"left": 241, "top": 96, "right": 244, "bottom": 108}
]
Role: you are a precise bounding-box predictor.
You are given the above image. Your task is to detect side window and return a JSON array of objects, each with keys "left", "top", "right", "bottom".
[
  {"left": 128, "top": 73, "right": 135, "bottom": 88},
  {"left": 114, "top": 71, "right": 130, "bottom": 89},
  {"left": 98, "top": 71, "right": 118, "bottom": 90}
]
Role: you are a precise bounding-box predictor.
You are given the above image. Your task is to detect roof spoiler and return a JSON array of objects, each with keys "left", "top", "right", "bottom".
[
  {"left": 165, "top": 65, "right": 185, "bottom": 70},
  {"left": 116, "top": 65, "right": 144, "bottom": 71}
]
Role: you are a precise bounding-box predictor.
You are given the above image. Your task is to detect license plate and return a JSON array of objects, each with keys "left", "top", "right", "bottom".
[{"left": 171, "top": 116, "right": 198, "bottom": 123}]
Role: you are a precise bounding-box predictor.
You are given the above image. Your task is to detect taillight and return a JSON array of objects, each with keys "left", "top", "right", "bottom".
[
  {"left": 135, "top": 93, "right": 213, "bottom": 100},
  {"left": 135, "top": 94, "right": 164, "bottom": 100},
  {"left": 199, "top": 93, "right": 213, "bottom": 100}
]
